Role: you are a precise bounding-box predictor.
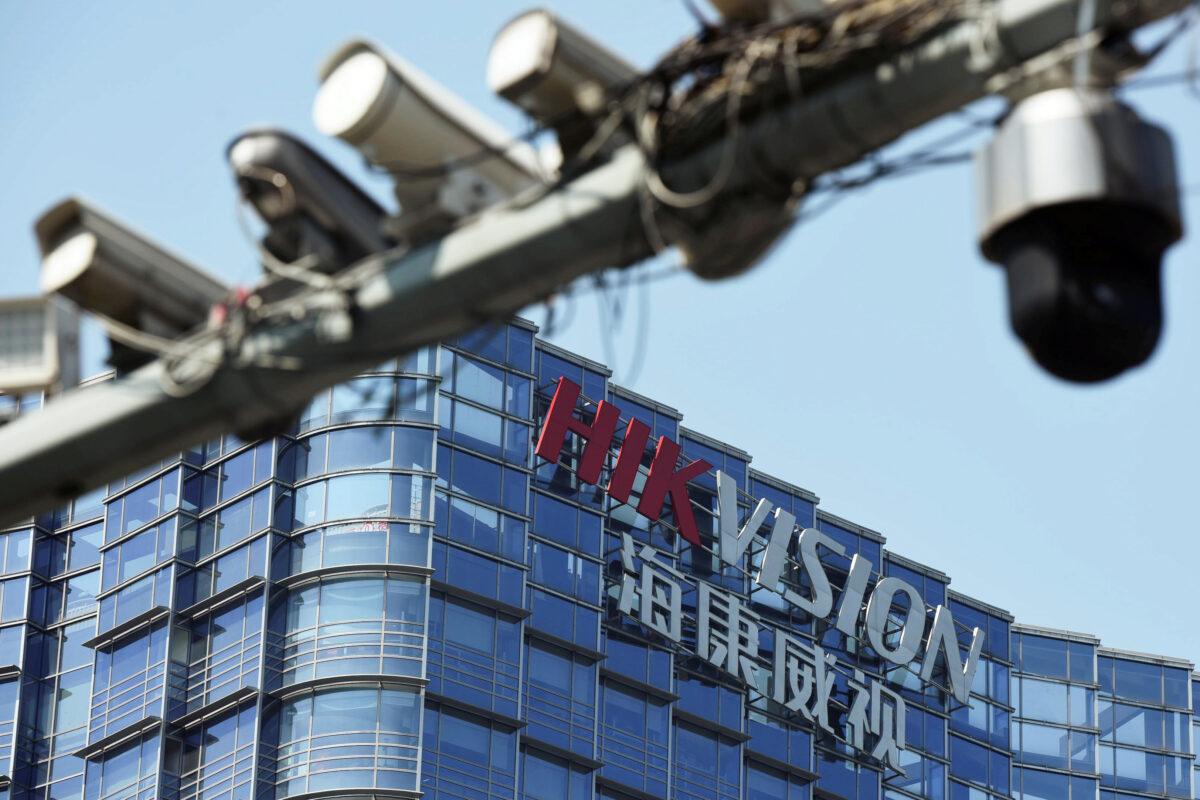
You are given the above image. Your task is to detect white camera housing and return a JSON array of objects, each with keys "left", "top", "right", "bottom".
[
  {"left": 314, "top": 39, "right": 542, "bottom": 227},
  {"left": 0, "top": 296, "right": 79, "bottom": 396},
  {"left": 35, "top": 198, "right": 228, "bottom": 366},
  {"left": 488, "top": 10, "right": 638, "bottom": 157}
]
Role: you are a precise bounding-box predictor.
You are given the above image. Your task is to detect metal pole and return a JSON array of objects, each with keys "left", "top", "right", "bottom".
[{"left": 0, "top": 0, "right": 1188, "bottom": 526}]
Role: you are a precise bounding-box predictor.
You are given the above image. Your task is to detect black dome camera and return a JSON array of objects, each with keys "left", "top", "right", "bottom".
[{"left": 977, "top": 89, "right": 1183, "bottom": 383}]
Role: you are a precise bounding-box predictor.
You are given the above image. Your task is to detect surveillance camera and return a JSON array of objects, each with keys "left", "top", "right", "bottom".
[
  {"left": 0, "top": 296, "right": 79, "bottom": 395},
  {"left": 488, "top": 10, "right": 638, "bottom": 159},
  {"left": 976, "top": 88, "right": 1183, "bottom": 382},
  {"left": 35, "top": 198, "right": 229, "bottom": 370},
  {"left": 227, "top": 129, "right": 394, "bottom": 273},
  {"left": 313, "top": 39, "right": 542, "bottom": 230}
]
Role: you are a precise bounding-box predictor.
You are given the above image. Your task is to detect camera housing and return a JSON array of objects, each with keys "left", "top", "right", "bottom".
[
  {"left": 976, "top": 88, "right": 1183, "bottom": 382},
  {"left": 488, "top": 10, "right": 638, "bottom": 159},
  {"left": 35, "top": 198, "right": 229, "bottom": 370},
  {"left": 0, "top": 296, "right": 79, "bottom": 396},
  {"left": 227, "top": 129, "right": 393, "bottom": 273},
  {"left": 313, "top": 39, "right": 542, "bottom": 234}
]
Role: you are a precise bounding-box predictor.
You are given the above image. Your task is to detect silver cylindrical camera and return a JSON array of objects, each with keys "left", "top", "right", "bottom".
[{"left": 976, "top": 88, "right": 1183, "bottom": 382}]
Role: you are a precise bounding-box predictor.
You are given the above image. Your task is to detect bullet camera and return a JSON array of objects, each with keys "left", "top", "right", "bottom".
[
  {"left": 35, "top": 198, "right": 229, "bottom": 371},
  {"left": 0, "top": 296, "right": 79, "bottom": 396},
  {"left": 976, "top": 88, "right": 1183, "bottom": 382},
  {"left": 227, "top": 129, "right": 393, "bottom": 273},
  {"left": 488, "top": 10, "right": 638, "bottom": 159},
  {"left": 313, "top": 39, "right": 542, "bottom": 235}
]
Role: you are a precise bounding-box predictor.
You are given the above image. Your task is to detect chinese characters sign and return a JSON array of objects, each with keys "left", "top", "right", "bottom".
[{"left": 536, "top": 377, "right": 988, "bottom": 770}]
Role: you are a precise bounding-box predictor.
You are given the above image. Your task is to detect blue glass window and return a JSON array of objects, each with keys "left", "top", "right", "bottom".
[
  {"left": 599, "top": 681, "right": 669, "bottom": 797},
  {"left": 422, "top": 703, "right": 518, "bottom": 799},
  {"left": 96, "top": 564, "right": 173, "bottom": 633},
  {"left": 909, "top": 702, "right": 949, "bottom": 756},
  {"left": 1018, "top": 634, "right": 1069, "bottom": 680},
  {"left": 442, "top": 396, "right": 504, "bottom": 459},
  {"left": 435, "top": 491, "right": 523, "bottom": 562},
  {"left": 68, "top": 522, "right": 104, "bottom": 573},
  {"left": 747, "top": 761, "right": 810, "bottom": 800},
  {"left": 680, "top": 436, "right": 746, "bottom": 493},
  {"left": 949, "top": 734, "right": 1008, "bottom": 794},
  {"left": 443, "top": 349, "right": 508, "bottom": 409},
  {"left": 331, "top": 376, "right": 398, "bottom": 423},
  {"left": 1014, "top": 721, "right": 1069, "bottom": 769},
  {"left": 274, "top": 685, "right": 420, "bottom": 796},
  {"left": 101, "top": 519, "right": 174, "bottom": 590},
  {"left": 1113, "top": 658, "right": 1163, "bottom": 705},
  {"left": 432, "top": 541, "right": 523, "bottom": 607},
  {"left": 170, "top": 701, "right": 256, "bottom": 800},
  {"left": 442, "top": 448, "right": 502, "bottom": 508},
  {"left": 528, "top": 540, "right": 599, "bottom": 604},
  {"left": 1014, "top": 766, "right": 1069, "bottom": 800},
  {"left": 395, "top": 427, "right": 436, "bottom": 471},
  {"left": 453, "top": 326, "right": 507, "bottom": 366},
  {"left": 674, "top": 721, "right": 741, "bottom": 800},
  {"left": 275, "top": 574, "right": 425, "bottom": 685},
  {"left": 1101, "top": 744, "right": 1172, "bottom": 795},
  {"left": 817, "top": 750, "right": 880, "bottom": 800},
  {"left": 83, "top": 732, "right": 159, "bottom": 800},
  {"left": 676, "top": 672, "right": 742, "bottom": 732},
  {"left": 0, "top": 576, "right": 28, "bottom": 622},
  {"left": 105, "top": 469, "right": 183, "bottom": 541},
  {"left": 179, "top": 593, "right": 263, "bottom": 716},
  {"left": 1162, "top": 667, "right": 1189, "bottom": 709},
  {"left": 524, "top": 639, "right": 597, "bottom": 757},
  {"left": 287, "top": 473, "right": 432, "bottom": 530},
  {"left": 90, "top": 623, "right": 169, "bottom": 742},
  {"left": 528, "top": 587, "right": 600, "bottom": 649},
  {"left": 532, "top": 492, "right": 601, "bottom": 555},
  {"left": 1069, "top": 641, "right": 1095, "bottom": 683},
  {"left": 282, "top": 521, "right": 429, "bottom": 578},
  {"left": 0, "top": 676, "right": 17, "bottom": 770},
  {"left": 509, "top": 327, "right": 534, "bottom": 372},
  {"left": 176, "top": 534, "right": 268, "bottom": 610},
  {"left": 426, "top": 593, "right": 521, "bottom": 718},
  {"left": 886, "top": 748, "right": 945, "bottom": 799},
  {"left": 603, "top": 633, "right": 671, "bottom": 686},
  {"left": 0, "top": 529, "right": 32, "bottom": 576},
  {"left": 398, "top": 346, "right": 436, "bottom": 374},
  {"left": 520, "top": 748, "right": 592, "bottom": 800},
  {"left": 747, "top": 711, "right": 812, "bottom": 770}
]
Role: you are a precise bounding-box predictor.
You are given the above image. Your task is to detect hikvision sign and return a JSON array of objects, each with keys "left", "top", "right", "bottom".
[{"left": 535, "top": 377, "right": 986, "bottom": 770}]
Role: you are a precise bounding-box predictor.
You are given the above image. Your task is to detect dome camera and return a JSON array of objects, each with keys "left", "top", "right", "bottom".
[{"left": 976, "top": 88, "right": 1183, "bottom": 382}]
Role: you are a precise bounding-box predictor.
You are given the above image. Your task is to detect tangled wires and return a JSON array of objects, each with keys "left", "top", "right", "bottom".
[{"left": 639, "top": 0, "right": 973, "bottom": 162}]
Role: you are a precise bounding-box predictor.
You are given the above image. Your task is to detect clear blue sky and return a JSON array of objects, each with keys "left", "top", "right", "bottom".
[{"left": 3, "top": 2, "right": 1198, "bottom": 662}]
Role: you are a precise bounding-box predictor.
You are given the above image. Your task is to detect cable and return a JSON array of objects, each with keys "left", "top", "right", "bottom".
[
  {"left": 232, "top": 167, "right": 337, "bottom": 291},
  {"left": 1074, "top": 0, "right": 1099, "bottom": 87},
  {"left": 640, "top": 45, "right": 759, "bottom": 209}
]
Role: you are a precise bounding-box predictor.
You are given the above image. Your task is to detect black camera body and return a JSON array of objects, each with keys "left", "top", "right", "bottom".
[{"left": 976, "top": 89, "right": 1183, "bottom": 382}]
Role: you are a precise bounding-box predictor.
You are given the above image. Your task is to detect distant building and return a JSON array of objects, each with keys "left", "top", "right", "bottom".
[{"left": 0, "top": 318, "right": 1193, "bottom": 800}]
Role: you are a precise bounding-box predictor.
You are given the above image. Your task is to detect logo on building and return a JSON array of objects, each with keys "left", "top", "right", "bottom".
[{"left": 535, "top": 377, "right": 987, "bottom": 772}]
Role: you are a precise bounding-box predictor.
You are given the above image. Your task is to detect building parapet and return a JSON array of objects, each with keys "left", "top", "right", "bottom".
[
  {"left": 747, "top": 467, "right": 820, "bottom": 505},
  {"left": 1011, "top": 622, "right": 1100, "bottom": 644}
]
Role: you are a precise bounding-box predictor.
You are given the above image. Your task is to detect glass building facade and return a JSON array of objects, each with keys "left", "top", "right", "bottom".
[{"left": 0, "top": 318, "right": 1193, "bottom": 800}]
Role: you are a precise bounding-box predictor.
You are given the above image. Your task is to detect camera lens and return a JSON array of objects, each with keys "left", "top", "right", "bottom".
[{"left": 990, "top": 201, "right": 1172, "bottom": 382}]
